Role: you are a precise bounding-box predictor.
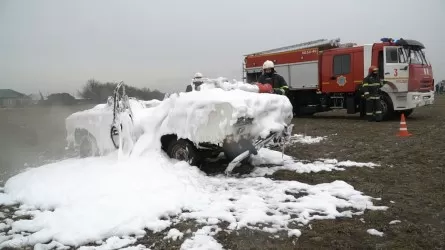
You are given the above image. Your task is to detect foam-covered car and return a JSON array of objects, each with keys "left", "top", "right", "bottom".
[{"left": 65, "top": 79, "right": 293, "bottom": 174}]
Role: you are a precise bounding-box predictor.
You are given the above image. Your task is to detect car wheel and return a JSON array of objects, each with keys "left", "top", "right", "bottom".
[{"left": 167, "top": 139, "right": 200, "bottom": 166}]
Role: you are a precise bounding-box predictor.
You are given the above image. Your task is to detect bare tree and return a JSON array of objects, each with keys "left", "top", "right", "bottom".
[{"left": 78, "top": 79, "right": 166, "bottom": 103}]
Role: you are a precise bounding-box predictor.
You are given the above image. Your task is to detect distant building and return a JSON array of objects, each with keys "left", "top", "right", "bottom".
[{"left": 0, "top": 89, "right": 31, "bottom": 108}]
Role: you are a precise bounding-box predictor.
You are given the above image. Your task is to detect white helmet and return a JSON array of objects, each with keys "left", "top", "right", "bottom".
[
  {"left": 262, "top": 60, "right": 274, "bottom": 69},
  {"left": 194, "top": 72, "right": 203, "bottom": 79}
]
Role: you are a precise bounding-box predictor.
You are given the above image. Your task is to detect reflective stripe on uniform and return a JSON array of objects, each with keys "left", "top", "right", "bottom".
[
  {"left": 281, "top": 86, "right": 289, "bottom": 93},
  {"left": 366, "top": 113, "right": 373, "bottom": 115},
  {"left": 274, "top": 88, "right": 286, "bottom": 95},
  {"left": 278, "top": 86, "right": 288, "bottom": 95},
  {"left": 364, "top": 92, "right": 369, "bottom": 95},
  {"left": 375, "top": 111, "right": 382, "bottom": 114},
  {"left": 367, "top": 83, "right": 382, "bottom": 86}
]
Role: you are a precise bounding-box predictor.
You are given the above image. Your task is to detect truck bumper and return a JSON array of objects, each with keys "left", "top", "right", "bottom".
[{"left": 391, "top": 91, "right": 435, "bottom": 110}]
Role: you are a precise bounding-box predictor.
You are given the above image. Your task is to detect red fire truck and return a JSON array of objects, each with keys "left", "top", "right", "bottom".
[{"left": 243, "top": 38, "right": 435, "bottom": 120}]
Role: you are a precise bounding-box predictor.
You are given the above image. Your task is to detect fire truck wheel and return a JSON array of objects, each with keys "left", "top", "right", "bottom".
[
  {"left": 167, "top": 139, "right": 201, "bottom": 167},
  {"left": 292, "top": 106, "right": 316, "bottom": 117},
  {"left": 380, "top": 95, "right": 395, "bottom": 121},
  {"left": 359, "top": 98, "right": 366, "bottom": 118}
]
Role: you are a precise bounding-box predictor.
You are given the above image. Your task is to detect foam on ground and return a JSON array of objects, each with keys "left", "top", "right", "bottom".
[
  {"left": 289, "top": 134, "right": 326, "bottom": 144},
  {"left": 249, "top": 148, "right": 378, "bottom": 176},
  {"left": 0, "top": 148, "right": 386, "bottom": 249}
]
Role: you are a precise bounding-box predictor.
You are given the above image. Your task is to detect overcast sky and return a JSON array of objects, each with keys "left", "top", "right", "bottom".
[{"left": 1, "top": 0, "right": 444, "bottom": 96}]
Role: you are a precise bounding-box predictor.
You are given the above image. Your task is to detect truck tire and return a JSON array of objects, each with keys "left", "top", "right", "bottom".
[
  {"left": 294, "top": 112, "right": 315, "bottom": 118},
  {"left": 292, "top": 106, "right": 316, "bottom": 117},
  {"left": 380, "top": 94, "right": 395, "bottom": 121},
  {"left": 79, "top": 133, "right": 99, "bottom": 158},
  {"left": 359, "top": 98, "right": 366, "bottom": 118},
  {"left": 167, "top": 139, "right": 201, "bottom": 166}
]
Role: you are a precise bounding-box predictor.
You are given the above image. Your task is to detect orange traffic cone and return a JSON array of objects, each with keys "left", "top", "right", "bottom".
[{"left": 397, "top": 113, "right": 412, "bottom": 137}]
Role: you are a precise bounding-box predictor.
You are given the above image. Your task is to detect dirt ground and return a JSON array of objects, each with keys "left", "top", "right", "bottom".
[
  {"left": 1, "top": 96, "right": 444, "bottom": 249},
  {"left": 271, "top": 95, "right": 445, "bottom": 250}
]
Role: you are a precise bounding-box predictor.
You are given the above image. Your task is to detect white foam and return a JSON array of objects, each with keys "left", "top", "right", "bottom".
[{"left": 0, "top": 151, "right": 386, "bottom": 248}]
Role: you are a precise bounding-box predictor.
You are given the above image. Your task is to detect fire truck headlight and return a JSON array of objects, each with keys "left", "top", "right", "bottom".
[{"left": 412, "top": 95, "right": 420, "bottom": 101}]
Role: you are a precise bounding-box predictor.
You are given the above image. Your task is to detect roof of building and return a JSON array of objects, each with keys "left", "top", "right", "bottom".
[{"left": 0, "top": 89, "right": 29, "bottom": 99}]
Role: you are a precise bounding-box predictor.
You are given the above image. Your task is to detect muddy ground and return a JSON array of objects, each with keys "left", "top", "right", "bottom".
[
  {"left": 1, "top": 96, "right": 444, "bottom": 249},
  {"left": 275, "top": 95, "right": 445, "bottom": 250}
]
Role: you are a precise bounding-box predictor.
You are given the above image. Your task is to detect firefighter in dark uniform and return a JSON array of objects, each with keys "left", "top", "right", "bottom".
[
  {"left": 362, "top": 66, "right": 383, "bottom": 122},
  {"left": 257, "top": 60, "right": 289, "bottom": 95},
  {"left": 186, "top": 72, "right": 204, "bottom": 92}
]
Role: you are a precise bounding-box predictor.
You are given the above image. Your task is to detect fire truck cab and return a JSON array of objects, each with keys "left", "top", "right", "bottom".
[{"left": 243, "top": 38, "right": 435, "bottom": 120}]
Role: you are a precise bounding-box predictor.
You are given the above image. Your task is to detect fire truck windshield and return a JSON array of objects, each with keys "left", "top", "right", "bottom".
[
  {"left": 403, "top": 48, "right": 429, "bottom": 65},
  {"left": 386, "top": 46, "right": 430, "bottom": 66}
]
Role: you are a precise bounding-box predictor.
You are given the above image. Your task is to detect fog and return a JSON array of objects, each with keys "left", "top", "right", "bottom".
[{"left": 1, "top": 0, "right": 444, "bottom": 95}]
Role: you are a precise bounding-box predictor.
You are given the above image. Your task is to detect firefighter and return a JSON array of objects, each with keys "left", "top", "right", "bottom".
[
  {"left": 257, "top": 60, "right": 289, "bottom": 95},
  {"left": 186, "top": 72, "right": 205, "bottom": 92},
  {"left": 362, "top": 66, "right": 383, "bottom": 122}
]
